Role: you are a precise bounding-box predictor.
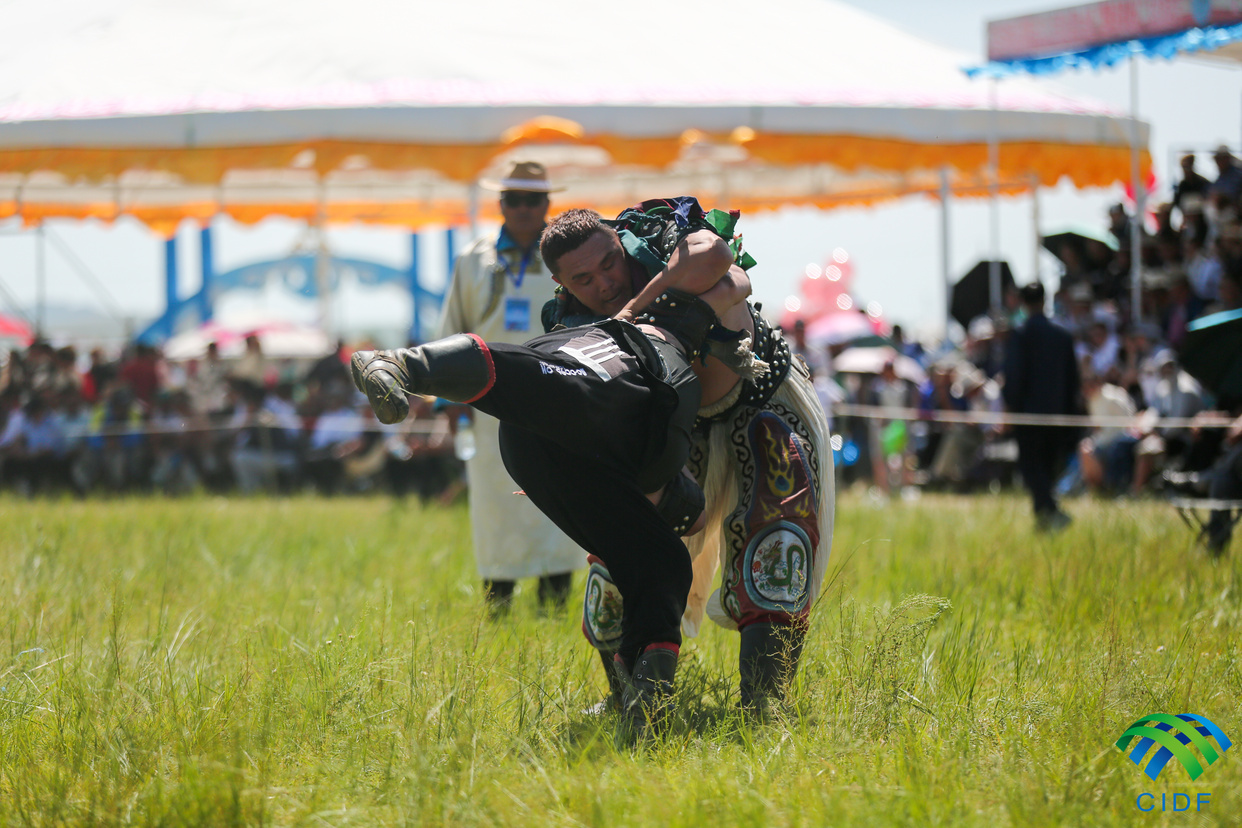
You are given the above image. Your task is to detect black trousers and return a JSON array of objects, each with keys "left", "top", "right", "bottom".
[
  {"left": 1015, "top": 425, "right": 1076, "bottom": 515},
  {"left": 468, "top": 323, "right": 698, "bottom": 663},
  {"left": 499, "top": 426, "right": 692, "bottom": 664}
]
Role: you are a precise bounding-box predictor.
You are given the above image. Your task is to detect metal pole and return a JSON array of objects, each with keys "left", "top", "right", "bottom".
[
  {"left": 445, "top": 226, "right": 456, "bottom": 282},
  {"left": 939, "top": 166, "right": 953, "bottom": 339},
  {"left": 467, "top": 181, "right": 480, "bottom": 241},
  {"left": 1031, "top": 173, "right": 1041, "bottom": 287},
  {"left": 163, "top": 232, "right": 178, "bottom": 339},
  {"left": 314, "top": 177, "right": 332, "bottom": 335},
  {"left": 988, "top": 76, "right": 1002, "bottom": 315},
  {"left": 409, "top": 232, "right": 422, "bottom": 344},
  {"left": 1129, "top": 55, "right": 1144, "bottom": 325},
  {"left": 199, "top": 222, "right": 215, "bottom": 324},
  {"left": 35, "top": 223, "right": 46, "bottom": 338}
]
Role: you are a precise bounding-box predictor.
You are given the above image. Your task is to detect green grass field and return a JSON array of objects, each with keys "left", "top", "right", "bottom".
[{"left": 1, "top": 491, "right": 1239, "bottom": 826}]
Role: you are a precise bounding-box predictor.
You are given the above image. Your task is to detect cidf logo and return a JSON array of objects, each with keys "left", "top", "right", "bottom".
[{"left": 1115, "top": 713, "right": 1231, "bottom": 812}]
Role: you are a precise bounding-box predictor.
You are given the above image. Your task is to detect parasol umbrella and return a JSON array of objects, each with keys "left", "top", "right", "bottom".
[
  {"left": 1180, "top": 308, "right": 1242, "bottom": 402},
  {"left": 1041, "top": 225, "right": 1119, "bottom": 269},
  {"left": 833, "top": 346, "right": 928, "bottom": 385},
  {"left": 0, "top": 313, "right": 34, "bottom": 346},
  {"left": 804, "top": 311, "right": 877, "bottom": 347},
  {"left": 951, "top": 261, "right": 1015, "bottom": 330},
  {"left": 164, "top": 318, "right": 332, "bottom": 361}
]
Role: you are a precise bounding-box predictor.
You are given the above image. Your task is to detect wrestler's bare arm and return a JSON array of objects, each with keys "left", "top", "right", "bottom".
[{"left": 614, "top": 230, "right": 744, "bottom": 321}]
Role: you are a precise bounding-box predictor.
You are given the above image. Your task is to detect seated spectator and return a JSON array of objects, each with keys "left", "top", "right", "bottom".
[
  {"left": 1117, "top": 323, "right": 1166, "bottom": 410},
  {"left": 1076, "top": 321, "right": 1121, "bottom": 381},
  {"left": 1210, "top": 271, "right": 1242, "bottom": 315},
  {"left": 230, "top": 383, "right": 300, "bottom": 494},
  {"left": 1163, "top": 275, "right": 1204, "bottom": 350},
  {"left": 1078, "top": 371, "right": 1139, "bottom": 495},
  {"left": 928, "top": 365, "right": 990, "bottom": 488},
  {"left": 303, "top": 388, "right": 367, "bottom": 495},
  {"left": 1186, "top": 237, "right": 1223, "bottom": 304},
  {"left": 1133, "top": 353, "right": 1206, "bottom": 492},
  {"left": 81, "top": 387, "right": 148, "bottom": 491},
  {"left": 149, "top": 389, "right": 208, "bottom": 494},
  {"left": 1204, "top": 412, "right": 1242, "bottom": 555},
  {"left": 1, "top": 395, "right": 71, "bottom": 494},
  {"left": 383, "top": 395, "right": 465, "bottom": 503}
]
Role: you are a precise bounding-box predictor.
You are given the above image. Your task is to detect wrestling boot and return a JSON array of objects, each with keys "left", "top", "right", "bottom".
[
  {"left": 619, "top": 645, "right": 678, "bottom": 741},
  {"left": 351, "top": 335, "right": 491, "bottom": 424},
  {"left": 738, "top": 622, "right": 805, "bottom": 717}
]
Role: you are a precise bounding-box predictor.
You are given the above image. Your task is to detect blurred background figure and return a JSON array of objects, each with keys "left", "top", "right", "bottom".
[
  {"left": 434, "top": 160, "right": 582, "bottom": 613},
  {"left": 1003, "top": 283, "right": 1082, "bottom": 532}
]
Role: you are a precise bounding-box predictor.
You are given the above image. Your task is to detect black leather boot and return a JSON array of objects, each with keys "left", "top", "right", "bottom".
[
  {"left": 351, "top": 335, "right": 491, "bottom": 424},
  {"left": 621, "top": 646, "right": 678, "bottom": 739},
  {"left": 739, "top": 622, "right": 804, "bottom": 714}
]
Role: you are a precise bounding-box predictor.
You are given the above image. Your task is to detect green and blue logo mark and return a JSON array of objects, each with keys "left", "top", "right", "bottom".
[{"left": 1115, "top": 714, "right": 1232, "bottom": 781}]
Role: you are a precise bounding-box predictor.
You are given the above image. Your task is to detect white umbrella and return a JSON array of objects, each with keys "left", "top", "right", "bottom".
[
  {"left": 833, "top": 346, "right": 927, "bottom": 385},
  {"left": 164, "top": 318, "right": 331, "bottom": 361},
  {"left": 804, "top": 312, "right": 876, "bottom": 347}
]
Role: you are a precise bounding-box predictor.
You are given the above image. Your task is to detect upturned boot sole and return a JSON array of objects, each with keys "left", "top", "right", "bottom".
[{"left": 350, "top": 350, "right": 411, "bottom": 424}]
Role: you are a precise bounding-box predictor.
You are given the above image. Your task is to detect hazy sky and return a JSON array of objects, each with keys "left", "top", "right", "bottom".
[{"left": 2, "top": 0, "right": 1240, "bottom": 342}]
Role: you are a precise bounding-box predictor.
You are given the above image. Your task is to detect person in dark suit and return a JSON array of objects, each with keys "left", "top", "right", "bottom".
[{"left": 1003, "top": 282, "right": 1083, "bottom": 531}]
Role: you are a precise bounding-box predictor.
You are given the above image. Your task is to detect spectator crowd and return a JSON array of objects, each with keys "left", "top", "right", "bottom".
[
  {"left": 797, "top": 147, "right": 1242, "bottom": 526},
  {"left": 3, "top": 146, "right": 1242, "bottom": 552},
  {"left": 0, "top": 336, "right": 465, "bottom": 500}
]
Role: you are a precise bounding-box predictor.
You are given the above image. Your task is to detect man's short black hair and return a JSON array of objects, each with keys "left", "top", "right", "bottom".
[
  {"left": 540, "top": 209, "right": 616, "bottom": 275},
  {"left": 1019, "top": 282, "right": 1046, "bottom": 307}
]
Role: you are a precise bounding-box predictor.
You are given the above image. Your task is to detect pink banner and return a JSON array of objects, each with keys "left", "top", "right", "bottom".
[{"left": 988, "top": 0, "right": 1242, "bottom": 61}]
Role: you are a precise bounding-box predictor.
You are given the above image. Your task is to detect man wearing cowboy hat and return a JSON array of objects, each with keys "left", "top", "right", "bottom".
[{"left": 436, "top": 160, "right": 582, "bottom": 613}]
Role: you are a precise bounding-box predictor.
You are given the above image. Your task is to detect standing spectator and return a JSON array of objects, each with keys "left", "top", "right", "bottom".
[
  {"left": 434, "top": 160, "right": 582, "bottom": 611},
  {"left": 869, "top": 359, "right": 913, "bottom": 493},
  {"left": 1003, "top": 282, "right": 1083, "bottom": 532},
  {"left": 118, "top": 343, "right": 163, "bottom": 408},
  {"left": 82, "top": 347, "right": 116, "bottom": 403},
  {"left": 890, "top": 324, "right": 925, "bottom": 364},
  {"left": 187, "top": 342, "right": 231, "bottom": 420},
  {"left": 306, "top": 340, "right": 349, "bottom": 392},
  {"left": 1108, "top": 203, "right": 1132, "bottom": 251},
  {"left": 1174, "top": 153, "right": 1211, "bottom": 223},
  {"left": 788, "top": 318, "right": 827, "bottom": 378},
  {"left": 232, "top": 334, "right": 267, "bottom": 387},
  {"left": 1210, "top": 145, "right": 1242, "bottom": 203},
  {"left": 51, "top": 347, "right": 82, "bottom": 396}
]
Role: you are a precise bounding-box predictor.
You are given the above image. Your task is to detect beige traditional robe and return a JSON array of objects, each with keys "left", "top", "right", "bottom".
[{"left": 437, "top": 230, "right": 586, "bottom": 580}]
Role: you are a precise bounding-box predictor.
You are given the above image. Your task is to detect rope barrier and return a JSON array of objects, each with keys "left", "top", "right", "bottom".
[{"left": 828, "top": 403, "right": 1235, "bottom": 430}]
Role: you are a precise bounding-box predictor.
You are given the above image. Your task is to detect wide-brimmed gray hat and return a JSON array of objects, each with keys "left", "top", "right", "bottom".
[{"left": 479, "top": 161, "right": 565, "bottom": 193}]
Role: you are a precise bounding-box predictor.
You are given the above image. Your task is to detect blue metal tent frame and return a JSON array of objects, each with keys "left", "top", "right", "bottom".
[{"left": 139, "top": 225, "right": 450, "bottom": 345}]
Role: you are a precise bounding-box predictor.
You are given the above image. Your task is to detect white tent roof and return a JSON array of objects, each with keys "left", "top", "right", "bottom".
[{"left": 0, "top": 0, "right": 1150, "bottom": 231}]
